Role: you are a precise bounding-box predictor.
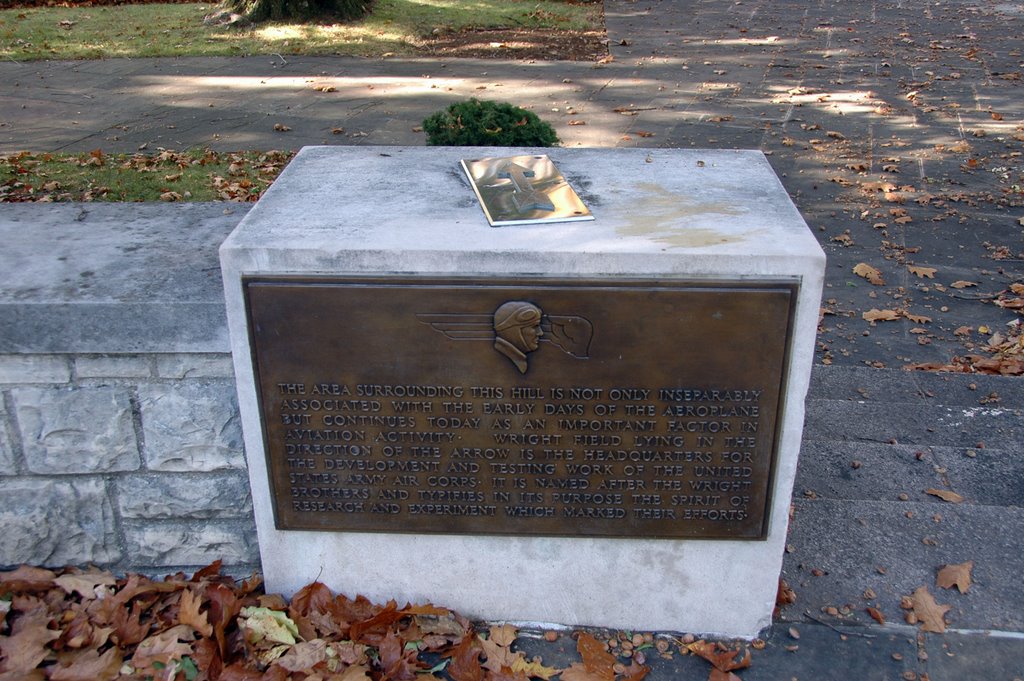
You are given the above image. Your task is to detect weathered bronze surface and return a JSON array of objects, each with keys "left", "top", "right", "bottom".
[
  {"left": 461, "top": 155, "right": 593, "bottom": 226},
  {"left": 245, "top": 277, "right": 796, "bottom": 540}
]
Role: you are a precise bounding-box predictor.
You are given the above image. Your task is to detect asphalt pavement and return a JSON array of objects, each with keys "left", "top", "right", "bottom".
[{"left": 1, "top": 0, "right": 1022, "bottom": 677}]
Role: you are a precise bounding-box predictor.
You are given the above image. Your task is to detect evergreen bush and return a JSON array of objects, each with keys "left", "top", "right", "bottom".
[{"left": 422, "top": 99, "right": 559, "bottom": 147}]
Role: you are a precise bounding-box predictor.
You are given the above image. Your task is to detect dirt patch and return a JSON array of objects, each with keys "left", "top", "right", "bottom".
[{"left": 419, "top": 27, "right": 608, "bottom": 62}]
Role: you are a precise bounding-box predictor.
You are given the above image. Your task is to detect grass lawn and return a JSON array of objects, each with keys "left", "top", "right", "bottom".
[
  {"left": 0, "top": 149, "right": 294, "bottom": 202},
  {"left": 0, "top": 0, "right": 602, "bottom": 61}
]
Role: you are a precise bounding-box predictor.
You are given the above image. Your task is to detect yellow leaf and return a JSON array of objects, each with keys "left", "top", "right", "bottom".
[
  {"left": 239, "top": 606, "right": 298, "bottom": 645},
  {"left": 854, "top": 263, "right": 885, "bottom": 285},
  {"left": 512, "top": 655, "right": 562, "bottom": 680},
  {"left": 908, "top": 265, "right": 936, "bottom": 278}
]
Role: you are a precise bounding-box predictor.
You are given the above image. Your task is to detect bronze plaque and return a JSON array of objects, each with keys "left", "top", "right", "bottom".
[{"left": 244, "top": 277, "right": 796, "bottom": 540}]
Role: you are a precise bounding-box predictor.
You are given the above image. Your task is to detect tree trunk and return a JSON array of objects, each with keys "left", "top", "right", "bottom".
[{"left": 222, "top": 0, "right": 368, "bottom": 23}]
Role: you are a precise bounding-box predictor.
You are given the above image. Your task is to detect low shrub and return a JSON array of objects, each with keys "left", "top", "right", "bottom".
[{"left": 422, "top": 99, "right": 559, "bottom": 147}]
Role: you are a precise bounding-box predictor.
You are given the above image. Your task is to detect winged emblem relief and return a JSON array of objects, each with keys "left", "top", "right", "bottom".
[{"left": 417, "top": 301, "right": 593, "bottom": 374}]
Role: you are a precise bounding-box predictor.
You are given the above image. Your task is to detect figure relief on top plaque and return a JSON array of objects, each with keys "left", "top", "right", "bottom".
[{"left": 417, "top": 302, "right": 593, "bottom": 374}]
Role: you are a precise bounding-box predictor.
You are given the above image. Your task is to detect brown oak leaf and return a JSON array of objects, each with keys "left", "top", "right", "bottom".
[
  {"left": 479, "top": 630, "right": 520, "bottom": 673},
  {"left": 687, "top": 640, "right": 752, "bottom": 672},
  {"left": 130, "top": 623, "right": 197, "bottom": 674},
  {"left": 0, "top": 566, "right": 56, "bottom": 595},
  {"left": 937, "top": 561, "right": 974, "bottom": 593},
  {"left": 576, "top": 631, "right": 616, "bottom": 680},
  {"left": 561, "top": 663, "right": 611, "bottom": 681},
  {"left": 854, "top": 263, "right": 885, "bottom": 285},
  {"left": 274, "top": 638, "right": 328, "bottom": 673},
  {"left": 48, "top": 647, "right": 122, "bottom": 681},
  {"left": 911, "top": 586, "right": 951, "bottom": 633},
  {"left": 0, "top": 610, "right": 60, "bottom": 673},
  {"left": 179, "top": 587, "right": 213, "bottom": 638},
  {"left": 54, "top": 569, "right": 116, "bottom": 600},
  {"left": 445, "top": 633, "right": 484, "bottom": 681},
  {"left": 863, "top": 308, "right": 901, "bottom": 322},
  {"left": 908, "top": 266, "right": 937, "bottom": 278}
]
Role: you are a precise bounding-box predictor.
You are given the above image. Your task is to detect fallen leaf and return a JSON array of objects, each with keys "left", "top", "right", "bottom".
[
  {"left": 1, "top": 565, "right": 57, "bottom": 593},
  {"left": 561, "top": 663, "right": 610, "bottom": 681},
  {"left": 274, "top": 639, "right": 328, "bottom": 673},
  {"left": 239, "top": 606, "right": 298, "bottom": 646},
  {"left": 925, "top": 488, "right": 964, "bottom": 503},
  {"left": 854, "top": 263, "right": 885, "bottom": 285},
  {"left": 511, "top": 655, "right": 561, "bottom": 680},
  {"left": 911, "top": 587, "right": 950, "bottom": 633},
  {"left": 687, "top": 640, "right": 751, "bottom": 672},
  {"left": 577, "top": 632, "right": 616, "bottom": 680},
  {"left": 131, "top": 624, "right": 196, "bottom": 674},
  {"left": 863, "top": 309, "right": 901, "bottom": 322},
  {"left": 866, "top": 606, "right": 886, "bottom": 624},
  {"left": 478, "top": 633, "right": 518, "bottom": 673},
  {"left": 708, "top": 670, "right": 743, "bottom": 681},
  {"left": 313, "top": 84, "right": 337, "bottom": 92},
  {"left": 636, "top": 130, "right": 656, "bottom": 137},
  {"left": 488, "top": 624, "right": 517, "bottom": 647},
  {"left": 179, "top": 587, "right": 213, "bottom": 638},
  {"left": 273, "top": 123, "right": 291, "bottom": 132},
  {"left": 0, "top": 610, "right": 60, "bottom": 673},
  {"left": 48, "top": 647, "right": 122, "bottom": 681},
  {"left": 936, "top": 561, "right": 974, "bottom": 593},
  {"left": 53, "top": 569, "right": 116, "bottom": 599},
  {"left": 908, "top": 265, "right": 937, "bottom": 279},
  {"left": 444, "top": 633, "right": 484, "bottom": 681},
  {"left": 950, "top": 281, "right": 978, "bottom": 288},
  {"left": 905, "top": 312, "right": 932, "bottom": 324}
]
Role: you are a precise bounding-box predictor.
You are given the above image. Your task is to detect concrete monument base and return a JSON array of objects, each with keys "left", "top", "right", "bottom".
[{"left": 220, "top": 146, "right": 824, "bottom": 638}]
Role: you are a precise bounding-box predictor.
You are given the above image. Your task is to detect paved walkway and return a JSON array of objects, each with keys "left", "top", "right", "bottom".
[{"left": 1, "top": 0, "right": 1023, "bottom": 677}]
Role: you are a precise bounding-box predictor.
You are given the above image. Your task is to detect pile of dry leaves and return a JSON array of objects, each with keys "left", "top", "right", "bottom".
[
  {"left": 905, "top": 283, "right": 1024, "bottom": 375},
  {"left": 0, "top": 561, "right": 761, "bottom": 681}
]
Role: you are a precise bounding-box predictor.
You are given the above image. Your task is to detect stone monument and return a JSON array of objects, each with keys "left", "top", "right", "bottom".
[{"left": 220, "top": 146, "right": 825, "bottom": 637}]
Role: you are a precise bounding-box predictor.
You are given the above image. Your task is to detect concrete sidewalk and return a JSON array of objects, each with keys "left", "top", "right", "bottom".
[{"left": 1, "top": 0, "right": 1022, "bottom": 677}]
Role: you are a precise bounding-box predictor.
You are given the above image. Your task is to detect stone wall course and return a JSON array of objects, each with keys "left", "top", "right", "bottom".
[
  {"left": 0, "top": 355, "right": 71, "bottom": 384},
  {"left": 116, "top": 471, "right": 253, "bottom": 519},
  {"left": 155, "top": 354, "right": 234, "bottom": 379},
  {"left": 75, "top": 355, "right": 153, "bottom": 379},
  {"left": 124, "top": 521, "right": 258, "bottom": 567},
  {"left": 139, "top": 381, "right": 244, "bottom": 472},
  {"left": 13, "top": 386, "right": 141, "bottom": 474},
  {"left": 0, "top": 478, "right": 121, "bottom": 567}
]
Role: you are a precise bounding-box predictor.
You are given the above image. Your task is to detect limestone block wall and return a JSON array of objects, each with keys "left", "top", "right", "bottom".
[
  {"left": 0, "top": 203, "right": 259, "bottom": 576},
  {"left": 0, "top": 353, "right": 258, "bottom": 574}
]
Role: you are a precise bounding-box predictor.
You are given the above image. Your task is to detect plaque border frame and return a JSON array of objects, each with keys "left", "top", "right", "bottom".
[{"left": 242, "top": 274, "right": 799, "bottom": 542}]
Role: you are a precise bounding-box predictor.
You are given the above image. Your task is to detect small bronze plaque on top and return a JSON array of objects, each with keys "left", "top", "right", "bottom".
[
  {"left": 245, "top": 277, "right": 796, "bottom": 540},
  {"left": 461, "top": 155, "right": 593, "bottom": 226}
]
